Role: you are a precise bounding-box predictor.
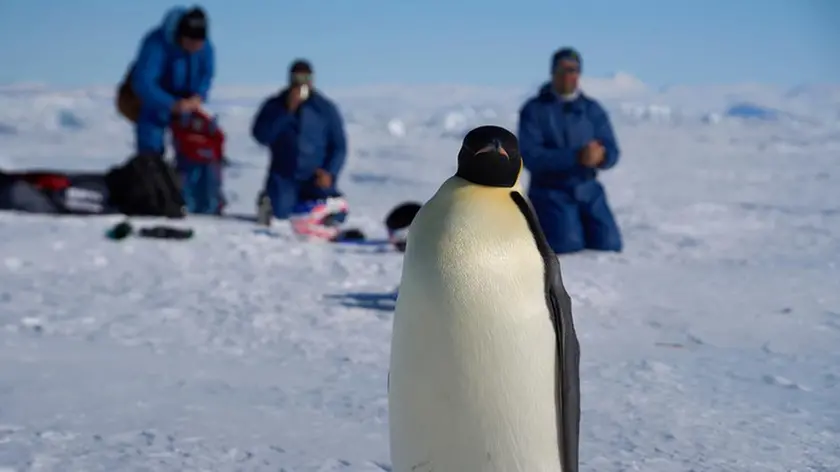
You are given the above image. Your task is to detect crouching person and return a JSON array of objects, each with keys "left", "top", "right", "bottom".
[{"left": 251, "top": 59, "right": 348, "bottom": 228}]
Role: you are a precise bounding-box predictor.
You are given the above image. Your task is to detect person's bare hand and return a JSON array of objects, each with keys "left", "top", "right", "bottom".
[
  {"left": 314, "top": 168, "right": 333, "bottom": 189},
  {"left": 172, "top": 99, "right": 190, "bottom": 113},
  {"left": 186, "top": 95, "right": 203, "bottom": 110},
  {"left": 172, "top": 96, "right": 202, "bottom": 114},
  {"left": 579, "top": 141, "right": 605, "bottom": 167}
]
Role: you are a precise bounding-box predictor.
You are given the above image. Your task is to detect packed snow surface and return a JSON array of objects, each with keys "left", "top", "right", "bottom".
[{"left": 1, "top": 74, "right": 839, "bottom": 471}]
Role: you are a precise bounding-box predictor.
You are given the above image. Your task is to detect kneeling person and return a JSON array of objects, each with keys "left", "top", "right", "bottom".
[{"left": 251, "top": 60, "right": 348, "bottom": 224}]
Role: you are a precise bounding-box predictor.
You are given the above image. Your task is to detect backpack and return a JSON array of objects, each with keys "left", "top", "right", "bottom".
[
  {"left": 170, "top": 110, "right": 226, "bottom": 164},
  {"left": 115, "top": 62, "right": 142, "bottom": 123},
  {"left": 105, "top": 153, "right": 186, "bottom": 218}
]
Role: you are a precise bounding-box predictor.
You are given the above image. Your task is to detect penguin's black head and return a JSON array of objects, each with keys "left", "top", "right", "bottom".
[{"left": 455, "top": 125, "right": 522, "bottom": 188}]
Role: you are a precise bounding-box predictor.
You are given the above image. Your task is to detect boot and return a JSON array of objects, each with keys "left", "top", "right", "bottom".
[{"left": 256, "top": 190, "right": 272, "bottom": 226}]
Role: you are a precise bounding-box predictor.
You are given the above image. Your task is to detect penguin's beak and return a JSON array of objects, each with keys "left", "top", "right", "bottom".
[{"left": 475, "top": 142, "right": 509, "bottom": 158}]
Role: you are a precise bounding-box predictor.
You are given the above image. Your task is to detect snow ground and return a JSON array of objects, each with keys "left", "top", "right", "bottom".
[{"left": 1, "top": 75, "right": 839, "bottom": 471}]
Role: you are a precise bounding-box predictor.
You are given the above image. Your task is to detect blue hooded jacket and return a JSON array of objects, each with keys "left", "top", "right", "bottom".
[
  {"left": 251, "top": 89, "right": 347, "bottom": 182},
  {"left": 518, "top": 82, "right": 619, "bottom": 190},
  {"left": 131, "top": 7, "right": 215, "bottom": 125}
]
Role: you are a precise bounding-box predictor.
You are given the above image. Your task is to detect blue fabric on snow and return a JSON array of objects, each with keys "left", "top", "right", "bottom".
[
  {"left": 518, "top": 82, "right": 623, "bottom": 254},
  {"left": 131, "top": 6, "right": 215, "bottom": 154},
  {"left": 251, "top": 90, "right": 347, "bottom": 182},
  {"left": 177, "top": 160, "right": 222, "bottom": 215}
]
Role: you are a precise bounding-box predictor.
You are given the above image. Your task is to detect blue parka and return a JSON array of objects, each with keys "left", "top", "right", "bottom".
[
  {"left": 251, "top": 89, "right": 347, "bottom": 182},
  {"left": 131, "top": 7, "right": 215, "bottom": 152},
  {"left": 518, "top": 83, "right": 623, "bottom": 254}
]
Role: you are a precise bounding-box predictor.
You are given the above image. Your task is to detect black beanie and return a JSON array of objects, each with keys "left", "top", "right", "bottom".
[
  {"left": 289, "top": 59, "right": 313, "bottom": 75},
  {"left": 551, "top": 47, "right": 582, "bottom": 73},
  {"left": 177, "top": 7, "right": 208, "bottom": 40}
]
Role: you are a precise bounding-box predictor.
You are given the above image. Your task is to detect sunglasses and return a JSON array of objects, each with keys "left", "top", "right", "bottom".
[
  {"left": 291, "top": 73, "right": 313, "bottom": 84},
  {"left": 554, "top": 66, "right": 580, "bottom": 75}
]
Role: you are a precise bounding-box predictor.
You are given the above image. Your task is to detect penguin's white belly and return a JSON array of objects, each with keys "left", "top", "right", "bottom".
[{"left": 389, "top": 212, "right": 561, "bottom": 472}]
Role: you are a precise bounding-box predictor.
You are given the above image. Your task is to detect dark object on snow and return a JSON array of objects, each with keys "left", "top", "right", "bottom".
[
  {"left": 385, "top": 201, "right": 422, "bottom": 252},
  {"left": 334, "top": 228, "right": 366, "bottom": 242},
  {"left": 0, "top": 170, "right": 116, "bottom": 215},
  {"left": 1, "top": 153, "right": 186, "bottom": 219},
  {"left": 138, "top": 225, "right": 193, "bottom": 239},
  {"left": 106, "top": 221, "right": 133, "bottom": 240},
  {"left": 106, "top": 220, "right": 194, "bottom": 241},
  {"left": 105, "top": 153, "right": 186, "bottom": 218}
]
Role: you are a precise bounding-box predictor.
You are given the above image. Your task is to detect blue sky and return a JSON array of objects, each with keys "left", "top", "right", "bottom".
[{"left": 0, "top": 0, "right": 837, "bottom": 88}]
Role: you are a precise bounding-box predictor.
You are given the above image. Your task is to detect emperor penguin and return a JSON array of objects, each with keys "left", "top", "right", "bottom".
[{"left": 387, "top": 125, "right": 581, "bottom": 472}]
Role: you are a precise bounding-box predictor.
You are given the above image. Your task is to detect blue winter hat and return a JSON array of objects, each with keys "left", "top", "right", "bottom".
[{"left": 551, "top": 47, "right": 582, "bottom": 73}]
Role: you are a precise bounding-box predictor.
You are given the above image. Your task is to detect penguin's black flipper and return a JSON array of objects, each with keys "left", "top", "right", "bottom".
[
  {"left": 543, "top": 237, "right": 581, "bottom": 472},
  {"left": 509, "top": 190, "right": 581, "bottom": 472}
]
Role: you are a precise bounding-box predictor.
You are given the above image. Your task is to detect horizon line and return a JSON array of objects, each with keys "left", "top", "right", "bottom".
[{"left": 1, "top": 71, "right": 837, "bottom": 94}]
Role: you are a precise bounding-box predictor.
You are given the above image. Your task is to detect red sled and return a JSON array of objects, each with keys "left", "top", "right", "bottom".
[{"left": 170, "top": 109, "right": 226, "bottom": 163}]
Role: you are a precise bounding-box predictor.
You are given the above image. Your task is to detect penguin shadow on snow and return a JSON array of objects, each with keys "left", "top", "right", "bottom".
[{"left": 324, "top": 291, "right": 398, "bottom": 313}]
